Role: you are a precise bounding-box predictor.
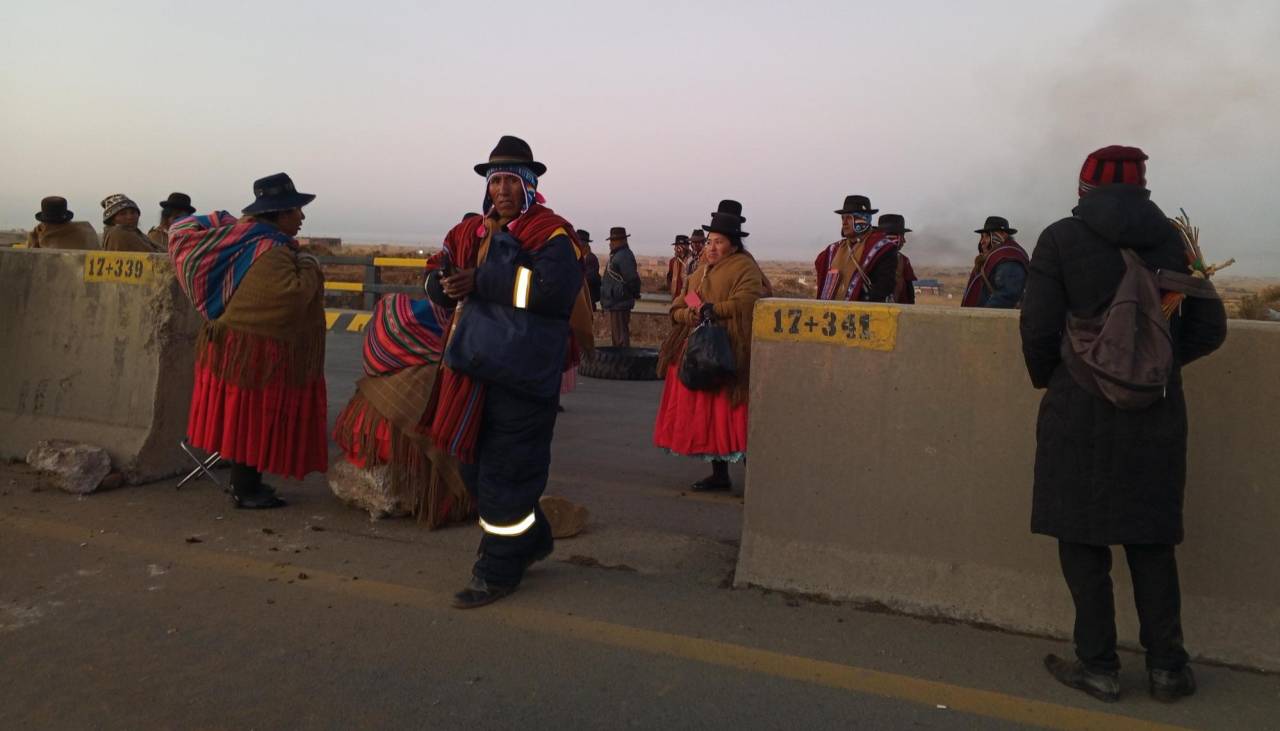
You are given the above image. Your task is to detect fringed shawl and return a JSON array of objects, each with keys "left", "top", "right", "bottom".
[
  {"left": 657, "top": 250, "right": 766, "bottom": 406},
  {"left": 168, "top": 211, "right": 295, "bottom": 320}
]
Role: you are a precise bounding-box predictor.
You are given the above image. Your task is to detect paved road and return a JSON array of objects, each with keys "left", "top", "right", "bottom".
[{"left": 2, "top": 335, "right": 1278, "bottom": 730}]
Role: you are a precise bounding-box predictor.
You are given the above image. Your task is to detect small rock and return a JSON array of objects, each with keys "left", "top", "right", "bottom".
[
  {"left": 307, "top": 525, "right": 325, "bottom": 532},
  {"left": 185, "top": 536, "right": 203, "bottom": 544},
  {"left": 261, "top": 528, "right": 275, "bottom": 535},
  {"left": 266, "top": 599, "right": 275, "bottom": 605},
  {"left": 25, "top": 441, "right": 112, "bottom": 495},
  {"left": 98, "top": 472, "right": 126, "bottom": 491},
  {"left": 297, "top": 572, "right": 309, "bottom": 580}
]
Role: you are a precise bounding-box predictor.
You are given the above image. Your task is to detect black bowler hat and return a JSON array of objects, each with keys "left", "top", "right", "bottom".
[
  {"left": 159, "top": 192, "right": 196, "bottom": 214},
  {"left": 878, "top": 214, "right": 912, "bottom": 236},
  {"left": 702, "top": 212, "right": 749, "bottom": 239},
  {"left": 975, "top": 216, "right": 1017, "bottom": 234},
  {"left": 607, "top": 226, "right": 631, "bottom": 241},
  {"left": 474, "top": 135, "right": 546, "bottom": 177},
  {"left": 672, "top": 235, "right": 690, "bottom": 246},
  {"left": 242, "top": 173, "right": 316, "bottom": 215},
  {"left": 835, "top": 195, "right": 878, "bottom": 215},
  {"left": 575, "top": 229, "right": 592, "bottom": 243},
  {"left": 689, "top": 229, "right": 706, "bottom": 241},
  {"left": 35, "top": 196, "right": 74, "bottom": 224},
  {"left": 714, "top": 199, "right": 746, "bottom": 223}
]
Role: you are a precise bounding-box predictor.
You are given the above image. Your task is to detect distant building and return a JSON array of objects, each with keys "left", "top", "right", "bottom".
[
  {"left": 914, "top": 278, "right": 944, "bottom": 296},
  {"left": 298, "top": 236, "right": 342, "bottom": 249}
]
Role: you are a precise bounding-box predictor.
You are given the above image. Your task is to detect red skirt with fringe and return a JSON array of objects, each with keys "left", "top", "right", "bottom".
[
  {"left": 187, "top": 334, "right": 328, "bottom": 480},
  {"left": 652, "top": 364, "right": 749, "bottom": 461}
]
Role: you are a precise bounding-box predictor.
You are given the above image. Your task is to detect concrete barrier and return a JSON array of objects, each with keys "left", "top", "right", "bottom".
[
  {"left": 0, "top": 249, "right": 202, "bottom": 483},
  {"left": 737, "top": 298, "right": 1280, "bottom": 671}
]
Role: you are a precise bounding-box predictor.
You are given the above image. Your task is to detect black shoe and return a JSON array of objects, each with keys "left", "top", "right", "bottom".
[
  {"left": 690, "top": 478, "right": 731, "bottom": 492},
  {"left": 1149, "top": 666, "right": 1196, "bottom": 703},
  {"left": 1044, "top": 654, "right": 1120, "bottom": 703},
  {"left": 451, "top": 575, "right": 517, "bottom": 609},
  {"left": 231, "top": 484, "right": 287, "bottom": 510}
]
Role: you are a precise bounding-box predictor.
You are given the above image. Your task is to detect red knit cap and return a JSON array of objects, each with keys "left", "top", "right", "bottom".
[{"left": 1079, "top": 145, "right": 1148, "bottom": 197}]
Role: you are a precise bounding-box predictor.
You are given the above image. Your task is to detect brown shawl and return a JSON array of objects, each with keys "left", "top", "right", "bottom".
[
  {"left": 103, "top": 224, "right": 161, "bottom": 253},
  {"left": 198, "top": 246, "right": 326, "bottom": 387},
  {"left": 656, "top": 249, "right": 765, "bottom": 405},
  {"left": 29, "top": 221, "right": 100, "bottom": 250},
  {"left": 147, "top": 226, "right": 168, "bottom": 249}
]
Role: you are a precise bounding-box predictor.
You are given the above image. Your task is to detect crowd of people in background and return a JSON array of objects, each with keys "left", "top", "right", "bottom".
[{"left": 14, "top": 137, "right": 1228, "bottom": 705}]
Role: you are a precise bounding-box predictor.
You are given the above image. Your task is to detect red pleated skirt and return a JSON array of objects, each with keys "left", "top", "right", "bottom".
[
  {"left": 187, "top": 338, "right": 328, "bottom": 480},
  {"left": 652, "top": 364, "right": 748, "bottom": 462}
]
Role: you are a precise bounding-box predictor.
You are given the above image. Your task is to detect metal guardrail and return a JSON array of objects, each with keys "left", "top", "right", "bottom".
[
  {"left": 317, "top": 255, "right": 427, "bottom": 310},
  {"left": 318, "top": 254, "right": 673, "bottom": 311}
]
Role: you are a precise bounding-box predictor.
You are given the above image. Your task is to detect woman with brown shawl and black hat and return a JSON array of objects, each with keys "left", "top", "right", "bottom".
[
  {"left": 26, "top": 196, "right": 100, "bottom": 250},
  {"left": 168, "top": 173, "right": 328, "bottom": 509},
  {"left": 101, "top": 194, "right": 161, "bottom": 252},
  {"left": 149, "top": 192, "right": 197, "bottom": 249},
  {"left": 653, "top": 200, "right": 766, "bottom": 492}
]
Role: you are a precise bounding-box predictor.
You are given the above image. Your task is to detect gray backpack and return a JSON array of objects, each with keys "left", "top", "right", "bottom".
[{"left": 1061, "top": 247, "right": 1218, "bottom": 410}]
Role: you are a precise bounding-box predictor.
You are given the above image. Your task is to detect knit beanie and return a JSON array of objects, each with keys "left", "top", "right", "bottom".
[
  {"left": 1079, "top": 146, "right": 1148, "bottom": 198},
  {"left": 101, "top": 193, "right": 140, "bottom": 223}
]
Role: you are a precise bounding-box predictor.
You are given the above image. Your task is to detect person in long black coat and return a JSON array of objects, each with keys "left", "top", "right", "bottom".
[{"left": 1019, "top": 146, "right": 1227, "bottom": 703}]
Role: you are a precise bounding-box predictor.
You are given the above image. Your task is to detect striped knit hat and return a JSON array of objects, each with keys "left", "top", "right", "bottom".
[
  {"left": 1079, "top": 145, "right": 1148, "bottom": 198},
  {"left": 100, "top": 193, "right": 140, "bottom": 223}
]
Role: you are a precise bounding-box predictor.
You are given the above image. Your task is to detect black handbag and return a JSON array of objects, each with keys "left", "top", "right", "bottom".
[
  {"left": 443, "top": 234, "right": 568, "bottom": 400},
  {"left": 678, "top": 320, "right": 736, "bottom": 391}
]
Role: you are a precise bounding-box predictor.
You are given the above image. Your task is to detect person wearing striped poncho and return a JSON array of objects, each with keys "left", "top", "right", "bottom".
[{"left": 168, "top": 173, "right": 327, "bottom": 509}]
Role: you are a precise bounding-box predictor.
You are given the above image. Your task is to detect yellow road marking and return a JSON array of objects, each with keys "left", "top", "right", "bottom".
[
  {"left": 324, "top": 311, "right": 341, "bottom": 329},
  {"left": 1, "top": 513, "right": 1192, "bottom": 731},
  {"left": 325, "top": 281, "right": 364, "bottom": 292},
  {"left": 372, "top": 256, "right": 429, "bottom": 268},
  {"left": 346, "top": 313, "right": 371, "bottom": 332}
]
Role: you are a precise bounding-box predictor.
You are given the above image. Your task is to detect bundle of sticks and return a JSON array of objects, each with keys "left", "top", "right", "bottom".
[{"left": 1161, "top": 209, "right": 1235, "bottom": 318}]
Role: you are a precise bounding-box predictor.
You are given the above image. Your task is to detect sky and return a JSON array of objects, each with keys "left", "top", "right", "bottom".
[{"left": 2, "top": 0, "right": 1278, "bottom": 273}]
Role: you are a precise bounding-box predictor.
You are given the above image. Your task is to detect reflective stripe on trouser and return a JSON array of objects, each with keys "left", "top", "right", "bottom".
[{"left": 460, "top": 383, "right": 559, "bottom": 586}]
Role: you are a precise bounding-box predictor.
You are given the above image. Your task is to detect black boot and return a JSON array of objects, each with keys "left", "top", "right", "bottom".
[
  {"left": 1149, "top": 666, "right": 1196, "bottom": 703},
  {"left": 452, "top": 574, "right": 517, "bottom": 609},
  {"left": 229, "top": 462, "right": 286, "bottom": 510},
  {"left": 691, "top": 460, "right": 731, "bottom": 492},
  {"left": 1044, "top": 654, "right": 1120, "bottom": 703}
]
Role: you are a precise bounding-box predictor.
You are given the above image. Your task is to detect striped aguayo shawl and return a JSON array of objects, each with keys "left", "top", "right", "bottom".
[
  {"left": 363, "top": 294, "right": 450, "bottom": 376},
  {"left": 168, "top": 211, "right": 296, "bottom": 320}
]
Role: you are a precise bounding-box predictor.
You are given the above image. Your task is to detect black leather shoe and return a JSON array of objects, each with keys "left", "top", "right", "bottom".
[
  {"left": 231, "top": 485, "right": 287, "bottom": 510},
  {"left": 690, "top": 477, "right": 731, "bottom": 492},
  {"left": 1044, "top": 654, "right": 1120, "bottom": 703},
  {"left": 1149, "top": 666, "right": 1196, "bottom": 703},
  {"left": 452, "top": 576, "right": 517, "bottom": 609}
]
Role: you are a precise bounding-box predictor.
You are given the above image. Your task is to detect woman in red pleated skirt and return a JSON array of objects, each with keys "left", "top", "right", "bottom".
[{"left": 653, "top": 201, "right": 765, "bottom": 492}]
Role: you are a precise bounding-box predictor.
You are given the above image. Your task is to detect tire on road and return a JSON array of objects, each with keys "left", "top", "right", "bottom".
[{"left": 579, "top": 346, "right": 662, "bottom": 381}]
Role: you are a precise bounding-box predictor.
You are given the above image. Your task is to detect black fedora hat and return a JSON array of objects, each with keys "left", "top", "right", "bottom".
[
  {"left": 242, "top": 173, "right": 316, "bottom": 215},
  {"left": 702, "top": 212, "right": 749, "bottom": 239},
  {"left": 714, "top": 199, "right": 746, "bottom": 223},
  {"left": 607, "top": 226, "right": 631, "bottom": 241},
  {"left": 575, "top": 229, "right": 593, "bottom": 243},
  {"left": 159, "top": 192, "right": 196, "bottom": 214},
  {"left": 474, "top": 135, "right": 547, "bottom": 177},
  {"left": 672, "top": 235, "right": 690, "bottom": 246},
  {"left": 835, "top": 195, "right": 878, "bottom": 215},
  {"left": 878, "top": 214, "right": 912, "bottom": 236},
  {"left": 35, "top": 196, "right": 74, "bottom": 224},
  {"left": 975, "top": 216, "right": 1017, "bottom": 234}
]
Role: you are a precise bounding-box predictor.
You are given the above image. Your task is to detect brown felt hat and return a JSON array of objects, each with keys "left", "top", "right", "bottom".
[{"left": 607, "top": 226, "right": 631, "bottom": 241}]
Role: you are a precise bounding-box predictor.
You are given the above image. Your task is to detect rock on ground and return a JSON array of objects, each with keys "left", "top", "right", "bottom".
[
  {"left": 327, "top": 460, "right": 410, "bottom": 520},
  {"left": 25, "top": 441, "right": 112, "bottom": 495}
]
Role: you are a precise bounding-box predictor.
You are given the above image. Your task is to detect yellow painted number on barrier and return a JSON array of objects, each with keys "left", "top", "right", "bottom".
[
  {"left": 754, "top": 301, "right": 899, "bottom": 351},
  {"left": 84, "top": 252, "right": 154, "bottom": 284}
]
